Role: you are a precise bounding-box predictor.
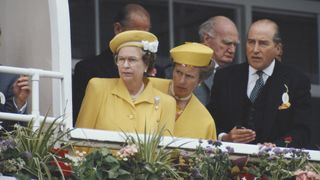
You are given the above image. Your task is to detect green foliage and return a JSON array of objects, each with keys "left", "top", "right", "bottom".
[
  {"left": 120, "top": 125, "right": 180, "bottom": 179},
  {"left": 246, "top": 147, "right": 310, "bottom": 179},
  {"left": 2, "top": 120, "right": 320, "bottom": 179},
  {"left": 177, "top": 140, "right": 233, "bottom": 180},
  {"left": 73, "top": 148, "right": 131, "bottom": 180},
  {"left": 0, "top": 115, "right": 72, "bottom": 179}
]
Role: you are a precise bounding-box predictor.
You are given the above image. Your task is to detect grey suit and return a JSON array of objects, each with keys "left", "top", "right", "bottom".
[{"left": 193, "top": 72, "right": 214, "bottom": 105}]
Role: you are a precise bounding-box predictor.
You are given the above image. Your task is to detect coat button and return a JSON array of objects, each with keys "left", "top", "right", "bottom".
[{"left": 128, "top": 114, "right": 134, "bottom": 119}]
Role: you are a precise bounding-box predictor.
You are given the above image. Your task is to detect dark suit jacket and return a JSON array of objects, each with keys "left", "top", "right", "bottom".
[
  {"left": 0, "top": 72, "right": 20, "bottom": 113},
  {"left": 72, "top": 49, "right": 119, "bottom": 122},
  {"left": 0, "top": 72, "right": 27, "bottom": 131},
  {"left": 207, "top": 61, "right": 312, "bottom": 148}
]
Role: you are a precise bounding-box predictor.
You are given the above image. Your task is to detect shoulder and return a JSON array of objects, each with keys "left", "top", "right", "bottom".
[
  {"left": 75, "top": 57, "right": 104, "bottom": 71},
  {"left": 152, "top": 87, "right": 175, "bottom": 104},
  {"left": 280, "top": 63, "right": 307, "bottom": 76},
  {"left": 216, "top": 63, "right": 247, "bottom": 76},
  {"left": 0, "top": 73, "right": 18, "bottom": 91},
  {"left": 276, "top": 63, "right": 310, "bottom": 83},
  {"left": 0, "top": 73, "right": 18, "bottom": 81},
  {"left": 148, "top": 77, "right": 171, "bottom": 94},
  {"left": 87, "top": 78, "right": 118, "bottom": 92},
  {"left": 148, "top": 77, "right": 171, "bottom": 85},
  {"left": 88, "top": 77, "right": 118, "bottom": 85},
  {"left": 74, "top": 50, "right": 114, "bottom": 71},
  {"left": 147, "top": 79, "right": 175, "bottom": 104}
]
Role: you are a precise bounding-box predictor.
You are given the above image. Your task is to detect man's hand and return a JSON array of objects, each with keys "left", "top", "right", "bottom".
[
  {"left": 13, "top": 75, "right": 30, "bottom": 109},
  {"left": 222, "top": 126, "right": 256, "bottom": 143},
  {"left": 258, "top": 142, "right": 276, "bottom": 148}
]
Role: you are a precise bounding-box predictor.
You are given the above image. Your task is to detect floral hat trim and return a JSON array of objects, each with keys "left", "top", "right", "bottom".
[{"left": 116, "top": 40, "right": 159, "bottom": 53}]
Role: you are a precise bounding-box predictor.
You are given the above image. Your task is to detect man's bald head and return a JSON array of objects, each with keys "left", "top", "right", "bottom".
[
  {"left": 199, "top": 16, "right": 239, "bottom": 66},
  {"left": 113, "top": 4, "right": 151, "bottom": 34}
]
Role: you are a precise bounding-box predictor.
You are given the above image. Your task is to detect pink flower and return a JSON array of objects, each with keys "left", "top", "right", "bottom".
[
  {"left": 117, "top": 144, "right": 138, "bottom": 160},
  {"left": 294, "top": 169, "right": 320, "bottom": 180}
]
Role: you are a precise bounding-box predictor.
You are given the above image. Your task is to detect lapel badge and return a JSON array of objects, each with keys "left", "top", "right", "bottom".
[
  {"left": 154, "top": 96, "right": 160, "bottom": 110},
  {"left": 0, "top": 92, "right": 6, "bottom": 105},
  {"left": 278, "top": 84, "right": 291, "bottom": 110}
]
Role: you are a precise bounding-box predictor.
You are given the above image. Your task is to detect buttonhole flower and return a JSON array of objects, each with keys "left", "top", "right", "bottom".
[{"left": 279, "top": 84, "right": 291, "bottom": 110}]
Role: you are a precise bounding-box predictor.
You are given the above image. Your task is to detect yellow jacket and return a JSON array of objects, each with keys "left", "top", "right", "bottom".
[
  {"left": 150, "top": 78, "right": 217, "bottom": 140},
  {"left": 76, "top": 78, "right": 176, "bottom": 135}
]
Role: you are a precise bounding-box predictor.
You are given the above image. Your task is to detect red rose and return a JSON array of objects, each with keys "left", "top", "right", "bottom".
[
  {"left": 238, "top": 173, "right": 255, "bottom": 180},
  {"left": 51, "top": 148, "right": 69, "bottom": 158},
  {"left": 284, "top": 136, "right": 293, "bottom": 144},
  {"left": 50, "top": 160, "right": 72, "bottom": 177}
]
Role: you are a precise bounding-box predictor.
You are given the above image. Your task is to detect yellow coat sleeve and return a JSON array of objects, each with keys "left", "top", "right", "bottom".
[{"left": 76, "top": 78, "right": 108, "bottom": 128}]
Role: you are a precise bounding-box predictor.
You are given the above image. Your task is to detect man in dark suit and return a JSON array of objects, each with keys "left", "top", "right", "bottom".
[
  {"left": 207, "top": 19, "right": 312, "bottom": 148},
  {"left": 72, "top": 4, "right": 151, "bottom": 122},
  {"left": 0, "top": 72, "right": 30, "bottom": 131}
]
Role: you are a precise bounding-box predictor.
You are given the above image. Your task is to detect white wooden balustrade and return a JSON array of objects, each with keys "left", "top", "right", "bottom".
[{"left": 1, "top": 65, "right": 320, "bottom": 162}]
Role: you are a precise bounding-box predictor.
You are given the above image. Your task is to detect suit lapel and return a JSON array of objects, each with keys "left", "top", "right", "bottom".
[
  {"left": 231, "top": 63, "right": 250, "bottom": 126},
  {"left": 255, "top": 61, "right": 288, "bottom": 138}
]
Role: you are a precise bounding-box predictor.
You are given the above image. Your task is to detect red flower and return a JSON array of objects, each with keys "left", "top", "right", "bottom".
[
  {"left": 238, "top": 173, "right": 255, "bottom": 180},
  {"left": 51, "top": 148, "right": 69, "bottom": 158},
  {"left": 284, "top": 136, "right": 293, "bottom": 144},
  {"left": 50, "top": 160, "right": 72, "bottom": 177}
]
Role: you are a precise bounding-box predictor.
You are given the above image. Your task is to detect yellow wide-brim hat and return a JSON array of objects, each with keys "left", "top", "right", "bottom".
[
  {"left": 170, "top": 42, "right": 213, "bottom": 67},
  {"left": 109, "top": 30, "right": 158, "bottom": 54}
]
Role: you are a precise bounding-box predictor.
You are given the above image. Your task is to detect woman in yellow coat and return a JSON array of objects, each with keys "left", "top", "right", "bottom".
[
  {"left": 76, "top": 30, "right": 175, "bottom": 135},
  {"left": 150, "top": 43, "right": 217, "bottom": 140}
]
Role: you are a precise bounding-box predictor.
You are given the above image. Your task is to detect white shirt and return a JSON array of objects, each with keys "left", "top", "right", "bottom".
[{"left": 247, "top": 59, "right": 275, "bottom": 98}]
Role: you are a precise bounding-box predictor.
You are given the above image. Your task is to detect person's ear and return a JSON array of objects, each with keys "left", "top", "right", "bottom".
[
  {"left": 203, "top": 33, "right": 212, "bottom": 45},
  {"left": 277, "top": 42, "right": 282, "bottom": 50},
  {"left": 113, "top": 22, "right": 123, "bottom": 34}
]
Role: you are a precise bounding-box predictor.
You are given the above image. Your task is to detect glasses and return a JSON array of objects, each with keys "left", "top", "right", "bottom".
[{"left": 116, "top": 56, "right": 141, "bottom": 66}]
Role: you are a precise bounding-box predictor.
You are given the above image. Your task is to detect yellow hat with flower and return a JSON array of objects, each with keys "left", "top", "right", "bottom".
[
  {"left": 170, "top": 42, "right": 213, "bottom": 67},
  {"left": 109, "top": 30, "right": 159, "bottom": 54}
]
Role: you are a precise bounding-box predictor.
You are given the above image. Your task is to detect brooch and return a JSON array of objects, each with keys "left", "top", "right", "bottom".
[
  {"left": 154, "top": 96, "right": 160, "bottom": 110},
  {"left": 278, "top": 84, "right": 291, "bottom": 110}
]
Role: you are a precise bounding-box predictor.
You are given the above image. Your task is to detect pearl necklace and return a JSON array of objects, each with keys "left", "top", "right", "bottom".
[{"left": 131, "top": 83, "right": 145, "bottom": 102}]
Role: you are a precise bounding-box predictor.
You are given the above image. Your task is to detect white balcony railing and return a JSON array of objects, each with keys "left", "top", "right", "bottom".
[
  {"left": 1, "top": 65, "right": 320, "bottom": 162},
  {"left": 0, "top": 65, "right": 68, "bottom": 130}
]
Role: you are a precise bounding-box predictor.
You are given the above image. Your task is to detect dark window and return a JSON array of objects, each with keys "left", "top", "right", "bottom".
[{"left": 253, "top": 10, "right": 319, "bottom": 84}]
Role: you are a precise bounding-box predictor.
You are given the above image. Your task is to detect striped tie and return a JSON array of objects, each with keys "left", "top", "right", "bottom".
[{"left": 250, "top": 71, "right": 264, "bottom": 103}]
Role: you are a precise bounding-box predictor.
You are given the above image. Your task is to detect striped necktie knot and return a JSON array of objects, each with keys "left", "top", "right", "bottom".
[{"left": 249, "top": 71, "right": 264, "bottom": 103}]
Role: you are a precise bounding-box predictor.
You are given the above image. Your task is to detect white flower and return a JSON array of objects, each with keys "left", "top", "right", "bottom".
[{"left": 141, "top": 40, "right": 159, "bottom": 53}]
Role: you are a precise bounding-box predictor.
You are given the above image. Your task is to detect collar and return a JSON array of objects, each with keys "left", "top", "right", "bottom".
[
  {"left": 111, "top": 78, "right": 154, "bottom": 104},
  {"left": 213, "top": 59, "right": 220, "bottom": 69},
  {"left": 249, "top": 59, "right": 275, "bottom": 77}
]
